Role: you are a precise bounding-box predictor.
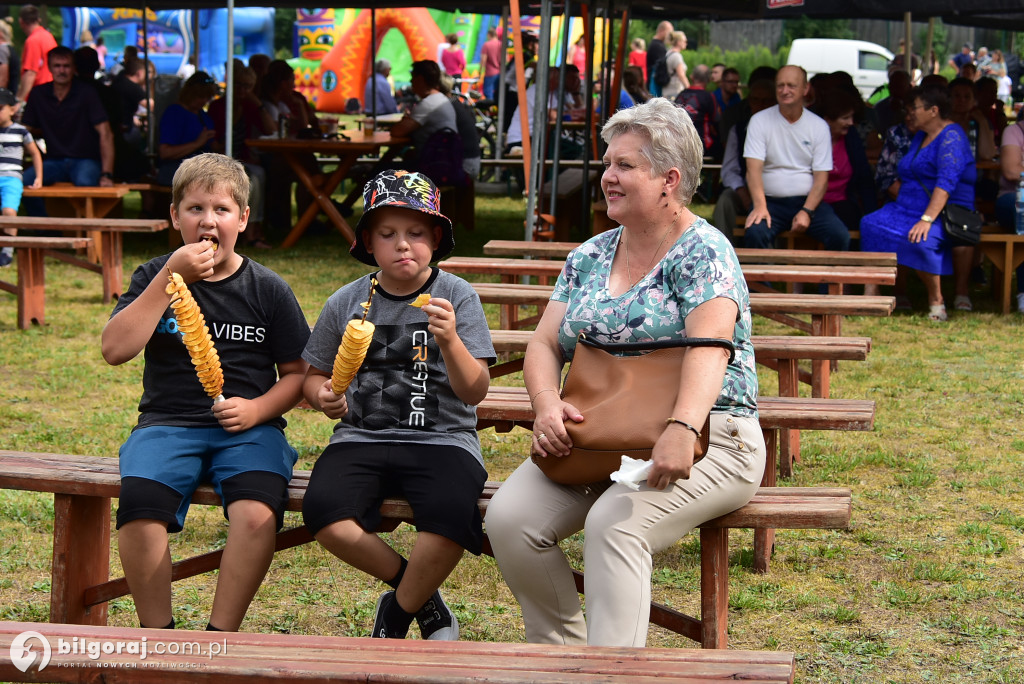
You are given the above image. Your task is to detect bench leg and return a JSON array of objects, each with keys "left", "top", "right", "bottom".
[
  {"left": 778, "top": 359, "right": 800, "bottom": 478},
  {"left": 754, "top": 431, "right": 777, "bottom": 574},
  {"left": 50, "top": 493, "right": 110, "bottom": 625},
  {"left": 15, "top": 247, "right": 46, "bottom": 328},
  {"left": 699, "top": 527, "right": 729, "bottom": 649},
  {"left": 99, "top": 233, "right": 123, "bottom": 303}
]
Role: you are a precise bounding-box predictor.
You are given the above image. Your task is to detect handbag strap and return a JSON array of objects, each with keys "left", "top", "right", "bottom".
[{"left": 577, "top": 333, "right": 736, "bottom": 364}]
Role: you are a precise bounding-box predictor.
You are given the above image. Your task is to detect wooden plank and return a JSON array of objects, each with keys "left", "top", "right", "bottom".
[
  {"left": 0, "top": 451, "right": 853, "bottom": 532},
  {"left": 473, "top": 283, "right": 895, "bottom": 317},
  {"left": 444, "top": 257, "right": 894, "bottom": 286},
  {"left": 0, "top": 236, "right": 93, "bottom": 249},
  {"left": 490, "top": 329, "right": 870, "bottom": 360},
  {"left": 22, "top": 186, "right": 129, "bottom": 199},
  {"left": 0, "top": 621, "right": 795, "bottom": 682},
  {"left": 484, "top": 240, "right": 896, "bottom": 267},
  {"left": 0, "top": 217, "right": 167, "bottom": 232}
]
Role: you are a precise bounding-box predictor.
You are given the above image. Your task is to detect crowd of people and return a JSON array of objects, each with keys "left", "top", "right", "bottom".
[{"left": 0, "top": 0, "right": 1020, "bottom": 656}]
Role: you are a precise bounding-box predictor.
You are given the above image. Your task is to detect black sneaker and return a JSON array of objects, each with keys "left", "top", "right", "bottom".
[
  {"left": 370, "top": 590, "right": 410, "bottom": 639},
  {"left": 415, "top": 590, "right": 459, "bottom": 641},
  {"left": 0, "top": 250, "right": 12, "bottom": 268}
]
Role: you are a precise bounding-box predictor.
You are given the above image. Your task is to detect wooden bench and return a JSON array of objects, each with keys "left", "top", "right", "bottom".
[
  {"left": 0, "top": 217, "right": 169, "bottom": 303},
  {"left": 489, "top": 329, "right": 870, "bottom": 397},
  {"left": 472, "top": 280, "right": 893, "bottom": 339},
  {"left": 0, "top": 236, "right": 92, "bottom": 328},
  {"left": 441, "top": 256, "right": 895, "bottom": 295},
  {"left": 484, "top": 239, "right": 898, "bottom": 268},
  {"left": 0, "top": 449, "right": 850, "bottom": 650},
  {"left": 978, "top": 225, "right": 1024, "bottom": 314},
  {"left": 0, "top": 621, "right": 797, "bottom": 682},
  {"left": 489, "top": 330, "right": 872, "bottom": 477}
]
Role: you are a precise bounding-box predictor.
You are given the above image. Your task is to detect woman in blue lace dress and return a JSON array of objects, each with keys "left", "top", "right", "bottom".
[
  {"left": 860, "top": 84, "right": 976, "bottom": 321},
  {"left": 486, "top": 98, "right": 763, "bottom": 647}
]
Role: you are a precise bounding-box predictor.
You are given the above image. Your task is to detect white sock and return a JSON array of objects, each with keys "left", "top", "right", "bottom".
[{"left": 1, "top": 246, "right": 12, "bottom": 257}]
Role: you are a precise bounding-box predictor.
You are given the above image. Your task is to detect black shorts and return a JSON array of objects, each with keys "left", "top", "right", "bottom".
[{"left": 302, "top": 441, "right": 488, "bottom": 555}]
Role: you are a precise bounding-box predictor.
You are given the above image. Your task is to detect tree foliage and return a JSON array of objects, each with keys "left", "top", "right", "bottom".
[{"left": 782, "top": 17, "right": 854, "bottom": 43}]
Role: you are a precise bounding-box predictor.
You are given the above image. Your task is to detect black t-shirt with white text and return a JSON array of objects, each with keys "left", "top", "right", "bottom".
[{"left": 111, "top": 254, "right": 310, "bottom": 431}]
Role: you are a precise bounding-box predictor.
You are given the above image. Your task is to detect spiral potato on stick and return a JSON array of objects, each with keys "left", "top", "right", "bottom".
[
  {"left": 331, "top": 278, "right": 377, "bottom": 394},
  {"left": 165, "top": 271, "right": 224, "bottom": 402}
]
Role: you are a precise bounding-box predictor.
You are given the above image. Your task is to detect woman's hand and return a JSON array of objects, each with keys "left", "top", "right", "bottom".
[
  {"left": 530, "top": 393, "right": 583, "bottom": 459},
  {"left": 646, "top": 420, "right": 697, "bottom": 490},
  {"left": 908, "top": 219, "right": 933, "bottom": 243}
]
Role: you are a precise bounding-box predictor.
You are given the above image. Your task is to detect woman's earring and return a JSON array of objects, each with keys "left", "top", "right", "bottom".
[{"left": 661, "top": 191, "right": 667, "bottom": 197}]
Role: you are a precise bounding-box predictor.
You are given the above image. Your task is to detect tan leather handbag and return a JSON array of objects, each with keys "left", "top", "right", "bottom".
[{"left": 532, "top": 334, "right": 735, "bottom": 485}]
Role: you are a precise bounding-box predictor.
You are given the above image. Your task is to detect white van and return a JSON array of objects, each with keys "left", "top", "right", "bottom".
[{"left": 786, "top": 38, "right": 894, "bottom": 99}]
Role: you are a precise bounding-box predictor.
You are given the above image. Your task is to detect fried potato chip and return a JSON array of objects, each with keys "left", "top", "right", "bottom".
[{"left": 409, "top": 293, "right": 432, "bottom": 308}]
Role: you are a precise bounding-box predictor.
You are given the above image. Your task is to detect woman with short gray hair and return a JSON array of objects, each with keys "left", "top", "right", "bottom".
[{"left": 486, "top": 98, "right": 764, "bottom": 646}]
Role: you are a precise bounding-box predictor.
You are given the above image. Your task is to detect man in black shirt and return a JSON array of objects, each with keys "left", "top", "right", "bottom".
[{"left": 645, "top": 21, "right": 672, "bottom": 96}]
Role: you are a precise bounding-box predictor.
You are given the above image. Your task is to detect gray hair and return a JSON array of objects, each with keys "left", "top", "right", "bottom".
[
  {"left": 600, "top": 98, "right": 703, "bottom": 204},
  {"left": 375, "top": 59, "right": 390, "bottom": 75}
]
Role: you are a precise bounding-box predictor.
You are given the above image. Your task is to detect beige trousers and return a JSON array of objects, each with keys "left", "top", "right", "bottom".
[{"left": 486, "top": 413, "right": 765, "bottom": 647}]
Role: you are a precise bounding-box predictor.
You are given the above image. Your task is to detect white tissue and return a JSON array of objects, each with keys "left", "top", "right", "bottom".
[{"left": 609, "top": 456, "right": 653, "bottom": 491}]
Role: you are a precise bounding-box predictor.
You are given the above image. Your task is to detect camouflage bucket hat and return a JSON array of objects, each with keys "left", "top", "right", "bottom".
[{"left": 350, "top": 169, "right": 454, "bottom": 266}]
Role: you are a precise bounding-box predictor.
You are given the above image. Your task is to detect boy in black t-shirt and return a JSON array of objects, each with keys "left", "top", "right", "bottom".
[{"left": 101, "top": 153, "right": 310, "bottom": 632}]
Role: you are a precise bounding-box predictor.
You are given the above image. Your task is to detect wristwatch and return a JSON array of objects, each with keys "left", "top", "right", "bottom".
[
  {"left": 799, "top": 206, "right": 815, "bottom": 219},
  {"left": 920, "top": 214, "right": 934, "bottom": 223}
]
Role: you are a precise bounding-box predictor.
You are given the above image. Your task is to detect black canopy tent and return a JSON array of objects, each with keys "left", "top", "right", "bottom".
[{"left": 36, "top": 0, "right": 1024, "bottom": 239}]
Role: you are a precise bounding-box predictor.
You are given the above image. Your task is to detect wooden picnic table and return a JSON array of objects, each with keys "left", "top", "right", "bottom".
[
  {"left": 246, "top": 132, "right": 409, "bottom": 249},
  {"left": 979, "top": 225, "right": 1024, "bottom": 314},
  {"left": 22, "top": 184, "right": 130, "bottom": 263},
  {"left": 0, "top": 217, "right": 169, "bottom": 303},
  {"left": 0, "top": 235, "right": 92, "bottom": 328}
]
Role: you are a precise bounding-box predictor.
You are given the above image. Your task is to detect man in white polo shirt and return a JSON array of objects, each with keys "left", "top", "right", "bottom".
[{"left": 742, "top": 65, "right": 849, "bottom": 251}]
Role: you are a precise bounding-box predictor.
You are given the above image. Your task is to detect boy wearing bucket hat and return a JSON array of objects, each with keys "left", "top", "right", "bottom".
[{"left": 301, "top": 169, "right": 495, "bottom": 640}]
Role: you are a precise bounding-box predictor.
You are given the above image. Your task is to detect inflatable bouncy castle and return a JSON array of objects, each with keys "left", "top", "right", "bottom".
[
  {"left": 62, "top": 7, "right": 275, "bottom": 82},
  {"left": 290, "top": 9, "right": 597, "bottom": 112}
]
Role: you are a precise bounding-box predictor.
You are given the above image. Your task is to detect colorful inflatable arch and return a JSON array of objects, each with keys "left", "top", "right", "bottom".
[
  {"left": 286, "top": 8, "right": 602, "bottom": 112},
  {"left": 315, "top": 8, "right": 444, "bottom": 112}
]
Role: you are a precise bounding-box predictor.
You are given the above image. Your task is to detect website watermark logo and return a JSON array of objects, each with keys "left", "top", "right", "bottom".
[
  {"left": 10, "top": 631, "right": 52, "bottom": 673},
  {"left": 8, "top": 630, "right": 227, "bottom": 673}
]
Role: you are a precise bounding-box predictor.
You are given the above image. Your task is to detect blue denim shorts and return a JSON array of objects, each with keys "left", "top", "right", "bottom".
[{"left": 118, "top": 424, "right": 298, "bottom": 532}]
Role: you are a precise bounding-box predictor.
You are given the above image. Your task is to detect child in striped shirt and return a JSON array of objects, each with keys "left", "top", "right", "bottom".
[{"left": 0, "top": 88, "right": 42, "bottom": 267}]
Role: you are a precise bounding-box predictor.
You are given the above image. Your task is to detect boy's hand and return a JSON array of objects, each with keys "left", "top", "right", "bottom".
[
  {"left": 211, "top": 397, "right": 260, "bottom": 433},
  {"left": 422, "top": 298, "right": 457, "bottom": 345},
  {"left": 317, "top": 378, "right": 349, "bottom": 420},
  {"left": 30, "top": 177, "right": 42, "bottom": 189},
  {"left": 165, "top": 242, "right": 216, "bottom": 283}
]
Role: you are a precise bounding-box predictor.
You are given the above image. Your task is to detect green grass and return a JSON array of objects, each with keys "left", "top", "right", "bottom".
[{"left": 1, "top": 192, "right": 1023, "bottom": 682}]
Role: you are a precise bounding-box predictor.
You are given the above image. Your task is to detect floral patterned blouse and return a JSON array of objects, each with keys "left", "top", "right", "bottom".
[{"left": 551, "top": 217, "right": 758, "bottom": 416}]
